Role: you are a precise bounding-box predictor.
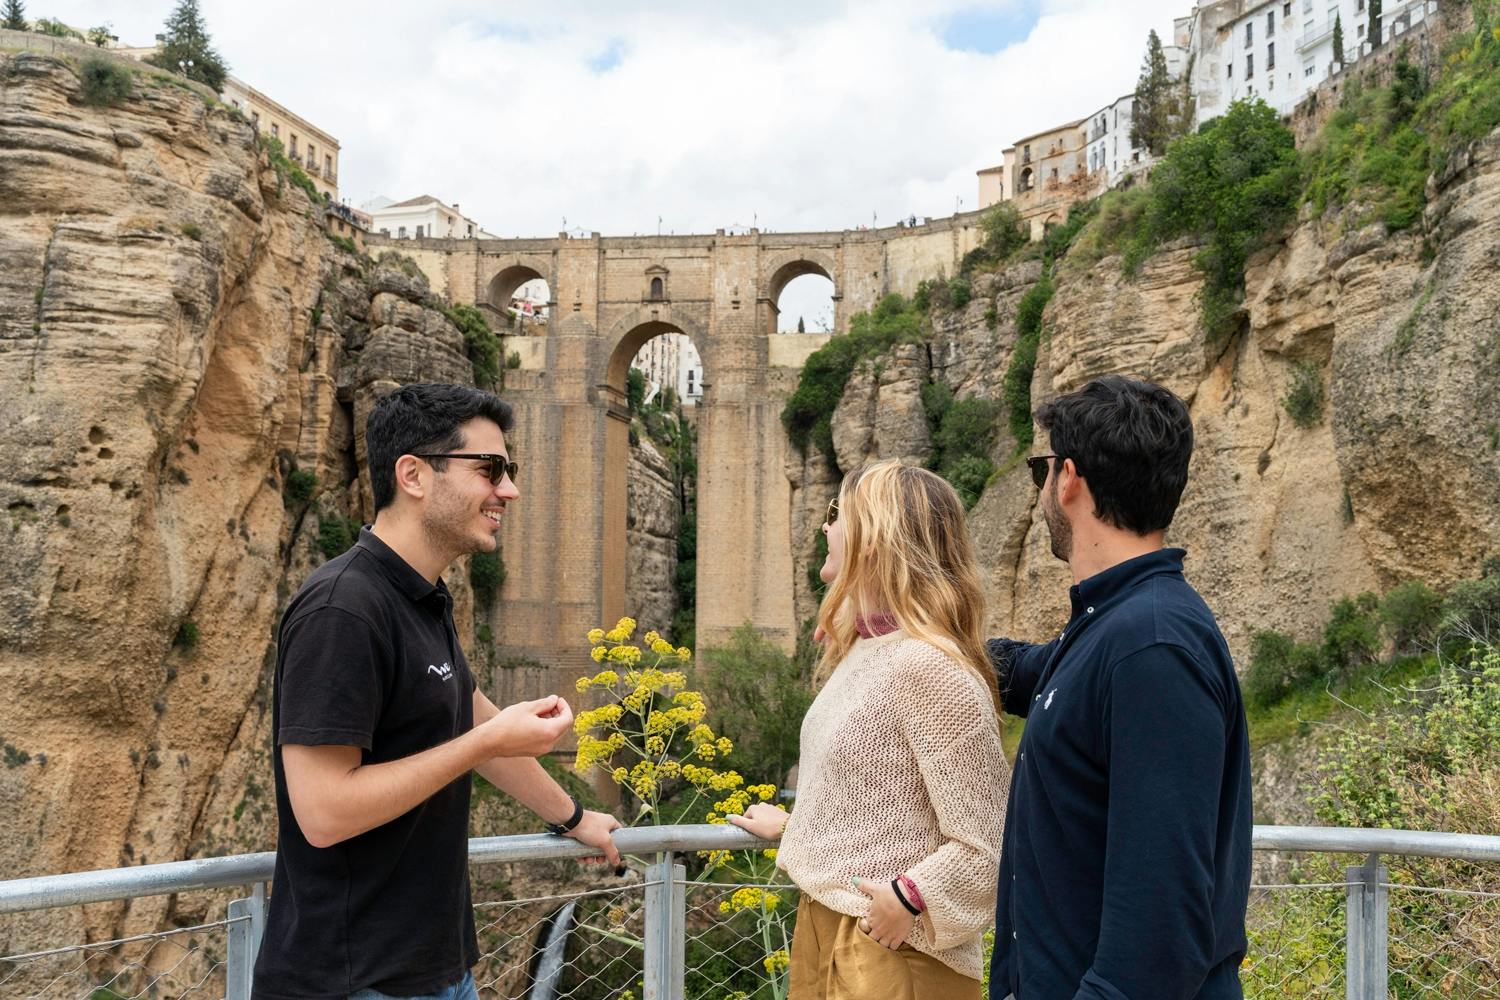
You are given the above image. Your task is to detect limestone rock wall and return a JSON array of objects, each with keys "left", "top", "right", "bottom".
[
  {"left": 0, "top": 51, "right": 482, "bottom": 962},
  {"left": 788, "top": 125, "right": 1500, "bottom": 661},
  {"left": 624, "top": 436, "right": 680, "bottom": 635}
]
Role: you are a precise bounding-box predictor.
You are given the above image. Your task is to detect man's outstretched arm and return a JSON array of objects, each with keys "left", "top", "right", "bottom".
[
  {"left": 471, "top": 689, "right": 623, "bottom": 865},
  {"left": 986, "top": 636, "right": 1057, "bottom": 717},
  {"left": 282, "top": 694, "right": 573, "bottom": 848}
]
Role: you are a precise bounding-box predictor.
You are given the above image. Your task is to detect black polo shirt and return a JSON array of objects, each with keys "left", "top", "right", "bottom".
[
  {"left": 253, "top": 528, "right": 478, "bottom": 1000},
  {"left": 987, "top": 548, "right": 1252, "bottom": 1000}
]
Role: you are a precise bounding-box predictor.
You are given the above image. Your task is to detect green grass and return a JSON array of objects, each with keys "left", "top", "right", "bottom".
[{"left": 1245, "top": 654, "right": 1439, "bottom": 750}]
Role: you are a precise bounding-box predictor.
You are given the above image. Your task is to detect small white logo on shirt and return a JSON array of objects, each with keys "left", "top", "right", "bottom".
[
  {"left": 428, "top": 662, "right": 454, "bottom": 681},
  {"left": 1044, "top": 688, "right": 1057, "bottom": 710}
]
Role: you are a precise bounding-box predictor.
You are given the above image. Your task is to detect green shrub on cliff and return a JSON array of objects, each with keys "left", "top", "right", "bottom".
[
  {"left": 1002, "top": 273, "right": 1054, "bottom": 450},
  {"left": 469, "top": 548, "right": 504, "bottom": 610},
  {"left": 444, "top": 302, "right": 501, "bottom": 389},
  {"left": 1280, "top": 362, "right": 1325, "bottom": 428},
  {"left": 1126, "top": 99, "right": 1300, "bottom": 341},
  {"left": 781, "top": 293, "right": 924, "bottom": 466},
  {"left": 79, "top": 56, "right": 132, "bottom": 107},
  {"left": 929, "top": 396, "right": 1000, "bottom": 509}
]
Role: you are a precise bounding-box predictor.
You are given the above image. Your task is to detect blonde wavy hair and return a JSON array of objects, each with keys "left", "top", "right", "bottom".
[{"left": 815, "top": 459, "right": 1002, "bottom": 717}]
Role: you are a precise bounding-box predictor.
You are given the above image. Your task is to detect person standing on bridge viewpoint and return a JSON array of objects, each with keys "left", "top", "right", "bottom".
[
  {"left": 729, "top": 459, "right": 1010, "bottom": 1000},
  {"left": 253, "top": 383, "right": 623, "bottom": 1000},
  {"left": 987, "top": 375, "right": 1252, "bottom": 1000}
]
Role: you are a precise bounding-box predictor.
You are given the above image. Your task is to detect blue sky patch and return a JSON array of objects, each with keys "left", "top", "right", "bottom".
[
  {"left": 941, "top": 5, "right": 1039, "bottom": 54},
  {"left": 588, "top": 40, "right": 626, "bottom": 74}
]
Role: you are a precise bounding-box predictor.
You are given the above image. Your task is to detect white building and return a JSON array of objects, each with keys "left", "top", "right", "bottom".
[
  {"left": 1184, "top": 0, "right": 1438, "bottom": 125},
  {"left": 361, "top": 195, "right": 499, "bottom": 240},
  {"left": 1083, "top": 93, "right": 1152, "bottom": 188},
  {"left": 631, "top": 333, "right": 704, "bottom": 408}
]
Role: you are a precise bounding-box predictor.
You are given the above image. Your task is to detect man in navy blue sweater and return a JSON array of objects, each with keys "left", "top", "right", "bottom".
[{"left": 987, "top": 375, "right": 1252, "bottom": 1000}]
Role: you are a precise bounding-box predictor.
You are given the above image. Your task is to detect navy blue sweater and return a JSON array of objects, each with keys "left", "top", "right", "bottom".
[{"left": 987, "top": 549, "right": 1252, "bottom": 1000}]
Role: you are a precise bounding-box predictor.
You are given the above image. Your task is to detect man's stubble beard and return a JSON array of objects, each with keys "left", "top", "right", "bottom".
[
  {"left": 421, "top": 483, "right": 491, "bottom": 565},
  {"left": 1043, "top": 478, "right": 1072, "bottom": 563}
]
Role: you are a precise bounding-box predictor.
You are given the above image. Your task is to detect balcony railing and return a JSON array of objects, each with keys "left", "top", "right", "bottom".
[
  {"left": 2, "top": 824, "right": 1497, "bottom": 999},
  {"left": 1300, "top": 19, "right": 1335, "bottom": 49}
]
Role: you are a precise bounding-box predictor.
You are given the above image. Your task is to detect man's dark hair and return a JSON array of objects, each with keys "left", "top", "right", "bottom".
[
  {"left": 366, "top": 383, "right": 513, "bottom": 512},
  {"left": 1035, "top": 374, "right": 1193, "bottom": 534}
]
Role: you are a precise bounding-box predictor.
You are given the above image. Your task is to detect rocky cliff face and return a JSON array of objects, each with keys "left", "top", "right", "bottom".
[
  {"left": 625, "top": 435, "right": 680, "bottom": 634},
  {"left": 787, "top": 125, "right": 1500, "bottom": 663},
  {"left": 0, "top": 50, "right": 485, "bottom": 957}
]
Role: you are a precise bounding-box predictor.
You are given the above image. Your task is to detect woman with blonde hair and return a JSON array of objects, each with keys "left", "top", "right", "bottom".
[{"left": 728, "top": 459, "right": 1009, "bottom": 999}]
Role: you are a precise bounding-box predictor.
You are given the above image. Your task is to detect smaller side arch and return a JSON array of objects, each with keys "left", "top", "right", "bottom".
[{"left": 762, "top": 250, "right": 838, "bottom": 305}]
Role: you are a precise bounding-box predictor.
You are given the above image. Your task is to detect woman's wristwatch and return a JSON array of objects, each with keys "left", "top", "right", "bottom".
[{"left": 545, "top": 793, "right": 584, "bottom": 835}]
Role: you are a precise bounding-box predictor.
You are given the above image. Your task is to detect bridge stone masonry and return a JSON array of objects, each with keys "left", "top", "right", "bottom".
[{"left": 365, "top": 212, "right": 985, "bottom": 696}]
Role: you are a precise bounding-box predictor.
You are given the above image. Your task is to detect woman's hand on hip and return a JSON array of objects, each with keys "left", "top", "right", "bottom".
[
  {"left": 853, "top": 877, "right": 915, "bottom": 949},
  {"left": 725, "top": 802, "right": 788, "bottom": 841}
]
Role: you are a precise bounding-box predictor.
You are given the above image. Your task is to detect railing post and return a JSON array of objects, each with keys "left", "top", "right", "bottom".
[
  {"left": 226, "top": 881, "right": 267, "bottom": 1000},
  {"left": 643, "top": 854, "right": 685, "bottom": 1000},
  {"left": 1345, "top": 854, "right": 1388, "bottom": 1000}
]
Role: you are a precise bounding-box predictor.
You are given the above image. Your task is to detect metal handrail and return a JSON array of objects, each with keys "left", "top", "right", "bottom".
[{"left": 3, "top": 825, "right": 1498, "bottom": 916}]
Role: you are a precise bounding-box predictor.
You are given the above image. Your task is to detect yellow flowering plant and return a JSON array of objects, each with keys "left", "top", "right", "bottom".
[{"left": 573, "top": 618, "right": 796, "bottom": 999}]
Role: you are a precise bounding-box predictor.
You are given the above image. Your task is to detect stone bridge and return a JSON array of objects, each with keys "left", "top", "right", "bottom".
[{"left": 368, "top": 212, "right": 984, "bottom": 690}]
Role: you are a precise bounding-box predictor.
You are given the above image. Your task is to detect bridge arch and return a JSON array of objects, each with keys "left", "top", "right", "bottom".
[
  {"left": 482, "top": 259, "right": 552, "bottom": 327},
  {"left": 763, "top": 251, "right": 839, "bottom": 335},
  {"left": 603, "top": 306, "right": 709, "bottom": 393}
]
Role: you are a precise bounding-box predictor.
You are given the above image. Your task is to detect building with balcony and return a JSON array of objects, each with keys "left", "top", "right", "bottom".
[
  {"left": 1184, "top": 0, "right": 1439, "bottom": 124},
  {"left": 112, "top": 43, "right": 343, "bottom": 202},
  {"left": 219, "top": 77, "right": 341, "bottom": 201},
  {"left": 324, "top": 201, "right": 372, "bottom": 253},
  {"left": 362, "top": 195, "right": 499, "bottom": 241}
]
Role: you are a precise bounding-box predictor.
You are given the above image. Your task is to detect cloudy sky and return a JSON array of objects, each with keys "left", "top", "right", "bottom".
[{"left": 40, "top": 0, "right": 1183, "bottom": 326}]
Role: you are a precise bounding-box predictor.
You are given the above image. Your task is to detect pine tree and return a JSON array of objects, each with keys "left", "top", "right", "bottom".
[
  {"left": 1130, "top": 30, "right": 1176, "bottom": 156},
  {"left": 143, "top": 0, "right": 228, "bottom": 93},
  {"left": 1368, "top": 0, "right": 1383, "bottom": 48},
  {"left": 2, "top": 0, "right": 25, "bottom": 31},
  {"left": 1333, "top": 12, "right": 1345, "bottom": 64},
  {"left": 797, "top": 316, "right": 806, "bottom": 333}
]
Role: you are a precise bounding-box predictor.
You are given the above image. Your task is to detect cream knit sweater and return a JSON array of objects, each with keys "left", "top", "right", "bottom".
[{"left": 776, "top": 630, "right": 1010, "bottom": 980}]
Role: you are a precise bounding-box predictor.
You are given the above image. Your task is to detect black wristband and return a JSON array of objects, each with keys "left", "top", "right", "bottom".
[
  {"left": 891, "top": 878, "right": 921, "bottom": 917},
  {"left": 545, "top": 794, "right": 584, "bottom": 835}
]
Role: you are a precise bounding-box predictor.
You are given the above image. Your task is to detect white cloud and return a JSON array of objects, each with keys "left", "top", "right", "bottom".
[{"left": 45, "top": 1, "right": 1184, "bottom": 239}]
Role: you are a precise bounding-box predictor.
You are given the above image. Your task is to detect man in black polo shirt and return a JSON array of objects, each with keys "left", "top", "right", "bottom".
[
  {"left": 987, "top": 375, "right": 1252, "bottom": 1000},
  {"left": 254, "top": 383, "right": 622, "bottom": 1000}
]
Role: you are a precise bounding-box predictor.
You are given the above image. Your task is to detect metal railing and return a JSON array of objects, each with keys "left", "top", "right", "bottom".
[{"left": 2, "top": 825, "right": 1498, "bottom": 999}]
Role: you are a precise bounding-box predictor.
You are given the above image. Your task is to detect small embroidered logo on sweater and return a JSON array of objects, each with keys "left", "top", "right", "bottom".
[{"left": 1044, "top": 688, "right": 1057, "bottom": 710}]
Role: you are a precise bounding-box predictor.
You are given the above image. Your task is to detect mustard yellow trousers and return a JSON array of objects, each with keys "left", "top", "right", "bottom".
[{"left": 786, "top": 896, "right": 981, "bottom": 1000}]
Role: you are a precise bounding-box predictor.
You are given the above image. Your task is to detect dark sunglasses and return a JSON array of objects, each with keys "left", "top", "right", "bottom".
[
  {"left": 825, "top": 497, "right": 839, "bottom": 524},
  {"left": 1026, "top": 455, "right": 1059, "bottom": 490},
  {"left": 414, "top": 453, "right": 519, "bottom": 486}
]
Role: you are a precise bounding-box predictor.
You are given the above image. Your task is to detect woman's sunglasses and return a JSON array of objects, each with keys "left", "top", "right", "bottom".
[
  {"left": 414, "top": 453, "right": 519, "bottom": 486},
  {"left": 825, "top": 497, "right": 839, "bottom": 524},
  {"left": 1026, "top": 455, "right": 1059, "bottom": 490}
]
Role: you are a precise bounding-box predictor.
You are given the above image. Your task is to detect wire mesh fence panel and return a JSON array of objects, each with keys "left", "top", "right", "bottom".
[
  {"left": 681, "top": 881, "right": 799, "bottom": 1000},
  {"left": 1241, "top": 877, "right": 1348, "bottom": 1000},
  {"left": 472, "top": 882, "right": 648, "bottom": 1000},
  {"left": 1385, "top": 866, "right": 1500, "bottom": 999},
  {"left": 0, "top": 917, "right": 235, "bottom": 1000}
]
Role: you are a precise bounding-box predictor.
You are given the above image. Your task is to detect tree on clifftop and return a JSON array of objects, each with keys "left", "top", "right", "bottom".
[
  {"left": 2, "top": 0, "right": 26, "bottom": 31},
  {"left": 1333, "top": 12, "right": 1345, "bottom": 65},
  {"left": 144, "top": 0, "right": 227, "bottom": 93},
  {"left": 1368, "top": 0, "right": 1383, "bottom": 48},
  {"left": 1131, "top": 30, "right": 1183, "bottom": 157}
]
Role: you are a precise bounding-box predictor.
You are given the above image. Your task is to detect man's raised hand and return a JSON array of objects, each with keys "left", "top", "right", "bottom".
[{"left": 480, "top": 695, "right": 574, "bottom": 758}]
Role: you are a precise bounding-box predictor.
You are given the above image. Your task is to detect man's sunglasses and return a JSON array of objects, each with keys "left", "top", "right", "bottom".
[
  {"left": 1026, "top": 455, "right": 1060, "bottom": 490},
  {"left": 413, "top": 453, "right": 519, "bottom": 486}
]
